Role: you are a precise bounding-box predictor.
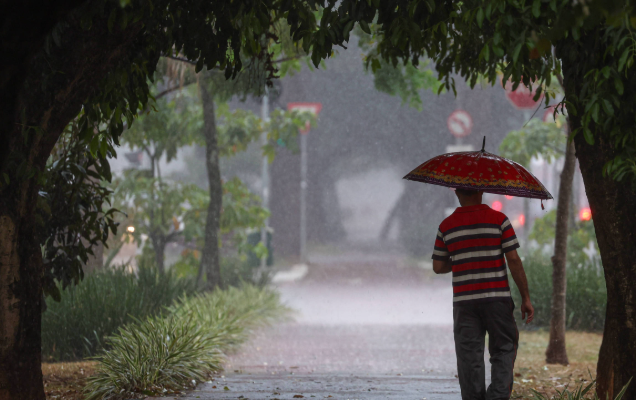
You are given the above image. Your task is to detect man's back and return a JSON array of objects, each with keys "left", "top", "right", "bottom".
[{"left": 433, "top": 204, "right": 520, "bottom": 305}]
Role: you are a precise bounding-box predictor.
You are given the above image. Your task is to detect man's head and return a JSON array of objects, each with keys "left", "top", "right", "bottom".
[{"left": 454, "top": 188, "right": 484, "bottom": 207}]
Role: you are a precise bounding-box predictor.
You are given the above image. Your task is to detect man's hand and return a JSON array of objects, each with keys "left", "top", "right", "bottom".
[
  {"left": 506, "top": 249, "right": 534, "bottom": 324},
  {"left": 521, "top": 298, "right": 534, "bottom": 324}
]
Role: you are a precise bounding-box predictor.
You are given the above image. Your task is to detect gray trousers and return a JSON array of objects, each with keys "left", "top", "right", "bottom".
[{"left": 453, "top": 300, "right": 519, "bottom": 400}]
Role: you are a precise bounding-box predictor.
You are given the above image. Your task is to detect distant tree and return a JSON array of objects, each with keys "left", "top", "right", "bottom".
[{"left": 500, "top": 113, "right": 573, "bottom": 364}]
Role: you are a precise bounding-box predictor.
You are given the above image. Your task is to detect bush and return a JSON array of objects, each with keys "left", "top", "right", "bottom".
[
  {"left": 531, "top": 379, "right": 631, "bottom": 400},
  {"left": 511, "top": 251, "right": 606, "bottom": 331},
  {"left": 41, "top": 263, "right": 196, "bottom": 361},
  {"left": 172, "top": 252, "right": 271, "bottom": 288},
  {"left": 84, "top": 285, "right": 289, "bottom": 399}
]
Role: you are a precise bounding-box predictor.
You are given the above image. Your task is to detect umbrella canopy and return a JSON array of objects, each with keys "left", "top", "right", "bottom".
[{"left": 403, "top": 139, "right": 553, "bottom": 200}]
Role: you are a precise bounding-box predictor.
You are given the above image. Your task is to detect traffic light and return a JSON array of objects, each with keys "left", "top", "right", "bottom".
[
  {"left": 492, "top": 201, "right": 503, "bottom": 211},
  {"left": 580, "top": 207, "right": 592, "bottom": 221},
  {"left": 518, "top": 214, "right": 526, "bottom": 226}
]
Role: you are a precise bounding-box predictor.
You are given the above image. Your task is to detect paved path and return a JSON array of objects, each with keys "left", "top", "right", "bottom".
[{"left": 161, "top": 250, "right": 464, "bottom": 399}]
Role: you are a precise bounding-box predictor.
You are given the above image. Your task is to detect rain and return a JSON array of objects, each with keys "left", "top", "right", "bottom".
[{"left": 1, "top": 2, "right": 626, "bottom": 400}]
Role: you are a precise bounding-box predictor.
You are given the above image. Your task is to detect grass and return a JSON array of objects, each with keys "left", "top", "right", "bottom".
[
  {"left": 42, "top": 264, "right": 196, "bottom": 361},
  {"left": 513, "top": 331, "right": 603, "bottom": 399},
  {"left": 83, "top": 285, "right": 290, "bottom": 399}
]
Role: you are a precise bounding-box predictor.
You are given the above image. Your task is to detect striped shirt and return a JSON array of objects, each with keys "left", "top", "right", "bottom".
[{"left": 432, "top": 204, "right": 520, "bottom": 306}]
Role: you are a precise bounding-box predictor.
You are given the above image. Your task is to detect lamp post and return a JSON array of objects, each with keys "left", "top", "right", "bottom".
[{"left": 260, "top": 88, "right": 270, "bottom": 268}]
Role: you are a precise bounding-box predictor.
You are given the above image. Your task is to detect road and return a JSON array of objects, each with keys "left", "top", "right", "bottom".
[{"left": 161, "top": 249, "right": 463, "bottom": 400}]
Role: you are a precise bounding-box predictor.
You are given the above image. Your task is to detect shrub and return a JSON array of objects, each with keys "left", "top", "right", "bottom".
[
  {"left": 172, "top": 252, "right": 271, "bottom": 288},
  {"left": 511, "top": 251, "right": 606, "bottom": 331},
  {"left": 84, "top": 285, "right": 289, "bottom": 399},
  {"left": 41, "top": 264, "right": 196, "bottom": 361},
  {"left": 530, "top": 379, "right": 631, "bottom": 400}
]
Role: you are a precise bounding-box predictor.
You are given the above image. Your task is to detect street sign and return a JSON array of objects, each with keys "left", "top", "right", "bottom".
[
  {"left": 287, "top": 102, "right": 322, "bottom": 134},
  {"left": 447, "top": 110, "right": 473, "bottom": 138},
  {"left": 502, "top": 79, "right": 540, "bottom": 110}
]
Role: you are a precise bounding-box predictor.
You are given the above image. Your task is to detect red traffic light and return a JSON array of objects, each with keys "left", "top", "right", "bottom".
[
  {"left": 518, "top": 214, "right": 526, "bottom": 226},
  {"left": 492, "top": 201, "right": 503, "bottom": 211},
  {"left": 505, "top": 195, "right": 514, "bottom": 200},
  {"left": 580, "top": 207, "right": 592, "bottom": 221}
]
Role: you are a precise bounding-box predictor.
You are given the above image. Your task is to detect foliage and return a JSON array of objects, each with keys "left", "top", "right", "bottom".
[
  {"left": 84, "top": 285, "right": 289, "bottom": 399},
  {"left": 354, "top": 23, "right": 442, "bottom": 110},
  {"left": 500, "top": 118, "right": 568, "bottom": 167},
  {"left": 512, "top": 212, "right": 605, "bottom": 331},
  {"left": 123, "top": 86, "right": 200, "bottom": 163},
  {"left": 310, "top": 0, "right": 636, "bottom": 186},
  {"left": 41, "top": 263, "right": 195, "bottom": 361},
  {"left": 112, "top": 170, "right": 207, "bottom": 246},
  {"left": 173, "top": 253, "right": 271, "bottom": 288},
  {"left": 530, "top": 378, "right": 631, "bottom": 400},
  {"left": 529, "top": 209, "right": 600, "bottom": 268},
  {"left": 512, "top": 250, "right": 606, "bottom": 331},
  {"left": 38, "top": 119, "right": 120, "bottom": 301}
]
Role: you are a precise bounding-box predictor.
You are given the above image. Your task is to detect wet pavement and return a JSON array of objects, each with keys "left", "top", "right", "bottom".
[{"left": 161, "top": 249, "right": 463, "bottom": 399}]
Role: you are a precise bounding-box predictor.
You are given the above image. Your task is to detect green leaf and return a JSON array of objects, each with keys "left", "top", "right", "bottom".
[
  {"left": 371, "top": 58, "right": 381, "bottom": 73},
  {"left": 532, "top": 0, "right": 541, "bottom": 18},
  {"left": 480, "top": 44, "right": 490, "bottom": 61},
  {"left": 359, "top": 20, "right": 371, "bottom": 34},
  {"left": 512, "top": 42, "right": 524, "bottom": 63},
  {"left": 618, "top": 48, "right": 630, "bottom": 71},
  {"left": 601, "top": 99, "right": 614, "bottom": 116},
  {"left": 583, "top": 127, "right": 595, "bottom": 145},
  {"left": 614, "top": 78, "right": 624, "bottom": 95},
  {"left": 591, "top": 103, "right": 599, "bottom": 123},
  {"left": 476, "top": 8, "right": 484, "bottom": 28},
  {"left": 601, "top": 66, "right": 611, "bottom": 79}
]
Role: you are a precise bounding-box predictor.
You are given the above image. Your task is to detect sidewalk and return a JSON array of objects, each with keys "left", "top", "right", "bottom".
[{"left": 159, "top": 250, "right": 462, "bottom": 399}]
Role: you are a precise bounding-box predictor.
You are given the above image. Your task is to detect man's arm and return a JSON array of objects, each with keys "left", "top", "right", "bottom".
[
  {"left": 505, "top": 249, "right": 534, "bottom": 324},
  {"left": 433, "top": 258, "right": 452, "bottom": 274}
]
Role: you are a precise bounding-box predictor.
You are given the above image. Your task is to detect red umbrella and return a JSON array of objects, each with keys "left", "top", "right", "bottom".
[{"left": 403, "top": 137, "right": 553, "bottom": 202}]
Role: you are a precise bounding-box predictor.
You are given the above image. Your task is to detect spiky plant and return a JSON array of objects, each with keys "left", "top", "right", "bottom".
[
  {"left": 530, "top": 378, "right": 631, "bottom": 400},
  {"left": 84, "top": 285, "right": 290, "bottom": 399}
]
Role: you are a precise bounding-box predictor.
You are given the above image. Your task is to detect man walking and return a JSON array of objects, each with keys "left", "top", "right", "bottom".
[{"left": 432, "top": 188, "right": 534, "bottom": 400}]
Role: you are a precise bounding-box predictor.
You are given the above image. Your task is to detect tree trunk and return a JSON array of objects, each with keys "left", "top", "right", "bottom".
[
  {"left": 560, "top": 35, "right": 636, "bottom": 399},
  {"left": 574, "top": 127, "right": 636, "bottom": 400},
  {"left": 545, "top": 136, "right": 576, "bottom": 365},
  {"left": 198, "top": 81, "right": 223, "bottom": 290},
  {"left": 0, "top": 13, "right": 150, "bottom": 399},
  {"left": 152, "top": 236, "right": 166, "bottom": 274},
  {"left": 0, "top": 198, "right": 46, "bottom": 400}
]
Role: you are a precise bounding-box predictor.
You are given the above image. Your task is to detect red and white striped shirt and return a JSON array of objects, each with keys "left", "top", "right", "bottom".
[{"left": 432, "top": 204, "right": 520, "bottom": 305}]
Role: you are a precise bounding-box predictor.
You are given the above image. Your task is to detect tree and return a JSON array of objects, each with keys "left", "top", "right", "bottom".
[
  {"left": 500, "top": 114, "right": 573, "bottom": 365},
  {"left": 113, "top": 87, "right": 201, "bottom": 273},
  {"left": 339, "top": 4, "right": 636, "bottom": 397},
  {"left": 39, "top": 118, "right": 120, "bottom": 302},
  {"left": 2, "top": 0, "right": 636, "bottom": 398}
]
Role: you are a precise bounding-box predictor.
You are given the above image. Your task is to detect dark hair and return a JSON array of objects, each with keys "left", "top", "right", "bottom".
[{"left": 455, "top": 188, "right": 480, "bottom": 196}]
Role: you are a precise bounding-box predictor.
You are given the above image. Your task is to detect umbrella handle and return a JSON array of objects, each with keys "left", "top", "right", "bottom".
[{"left": 481, "top": 136, "right": 486, "bottom": 152}]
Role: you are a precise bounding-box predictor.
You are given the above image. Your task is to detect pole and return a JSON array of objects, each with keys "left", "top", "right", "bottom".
[
  {"left": 300, "top": 132, "right": 308, "bottom": 264},
  {"left": 260, "top": 87, "right": 270, "bottom": 268},
  {"left": 521, "top": 109, "right": 533, "bottom": 244}
]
